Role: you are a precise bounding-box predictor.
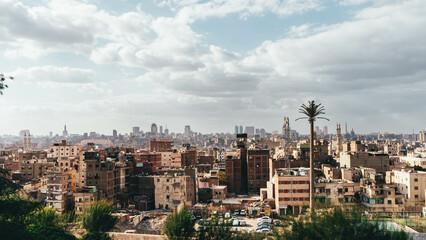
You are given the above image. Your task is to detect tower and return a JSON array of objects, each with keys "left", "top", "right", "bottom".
[
  {"left": 23, "top": 132, "right": 28, "bottom": 151},
  {"left": 282, "top": 117, "right": 291, "bottom": 141},
  {"left": 337, "top": 123, "right": 342, "bottom": 155},
  {"left": 27, "top": 132, "right": 32, "bottom": 151},
  {"left": 62, "top": 125, "right": 68, "bottom": 137}
]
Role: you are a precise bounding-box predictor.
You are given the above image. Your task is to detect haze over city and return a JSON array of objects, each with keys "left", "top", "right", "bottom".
[{"left": 1, "top": 0, "right": 425, "bottom": 135}]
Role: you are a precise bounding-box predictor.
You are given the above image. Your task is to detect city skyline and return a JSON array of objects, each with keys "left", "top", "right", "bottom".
[{"left": 1, "top": 0, "right": 425, "bottom": 135}]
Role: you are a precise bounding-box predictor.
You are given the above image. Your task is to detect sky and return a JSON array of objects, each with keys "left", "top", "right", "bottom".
[{"left": 0, "top": 0, "right": 425, "bottom": 136}]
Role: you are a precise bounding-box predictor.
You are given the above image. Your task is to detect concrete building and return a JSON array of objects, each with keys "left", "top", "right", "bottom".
[
  {"left": 212, "top": 185, "right": 227, "bottom": 199},
  {"left": 245, "top": 126, "right": 255, "bottom": 137},
  {"left": 151, "top": 123, "right": 158, "bottom": 134},
  {"left": 74, "top": 186, "right": 97, "bottom": 214},
  {"left": 387, "top": 169, "right": 426, "bottom": 204},
  {"left": 129, "top": 175, "right": 155, "bottom": 211},
  {"left": 399, "top": 153, "right": 426, "bottom": 168},
  {"left": 46, "top": 166, "right": 76, "bottom": 212},
  {"left": 49, "top": 140, "right": 82, "bottom": 159},
  {"left": 154, "top": 173, "right": 195, "bottom": 210},
  {"left": 247, "top": 149, "right": 270, "bottom": 193},
  {"left": 360, "top": 174, "right": 404, "bottom": 212},
  {"left": 315, "top": 180, "right": 358, "bottom": 205},
  {"left": 340, "top": 152, "right": 390, "bottom": 173},
  {"left": 269, "top": 168, "right": 310, "bottom": 215},
  {"left": 149, "top": 139, "right": 173, "bottom": 152}
]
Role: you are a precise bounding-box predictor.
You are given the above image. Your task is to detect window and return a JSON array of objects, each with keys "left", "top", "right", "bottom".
[
  {"left": 293, "top": 181, "right": 298, "bottom": 184},
  {"left": 388, "top": 200, "right": 392, "bottom": 204},
  {"left": 414, "top": 178, "right": 418, "bottom": 182},
  {"left": 414, "top": 186, "right": 418, "bottom": 190},
  {"left": 415, "top": 195, "right": 418, "bottom": 199}
]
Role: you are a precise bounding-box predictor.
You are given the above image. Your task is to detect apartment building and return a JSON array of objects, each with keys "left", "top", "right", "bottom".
[
  {"left": 270, "top": 168, "right": 310, "bottom": 215},
  {"left": 247, "top": 149, "right": 269, "bottom": 193},
  {"left": 360, "top": 174, "right": 404, "bottom": 212},
  {"left": 340, "top": 152, "right": 390, "bottom": 173},
  {"left": 387, "top": 169, "right": 426, "bottom": 204},
  {"left": 154, "top": 173, "right": 195, "bottom": 210},
  {"left": 46, "top": 166, "right": 76, "bottom": 213},
  {"left": 315, "top": 180, "right": 358, "bottom": 204},
  {"left": 49, "top": 140, "right": 82, "bottom": 159},
  {"left": 74, "top": 186, "right": 97, "bottom": 214}
]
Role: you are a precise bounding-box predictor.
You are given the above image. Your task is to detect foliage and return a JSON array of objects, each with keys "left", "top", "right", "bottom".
[
  {"left": 197, "top": 221, "right": 233, "bottom": 240},
  {"left": 274, "top": 207, "right": 411, "bottom": 240},
  {"left": 163, "top": 208, "right": 196, "bottom": 240},
  {"left": 414, "top": 165, "right": 426, "bottom": 171},
  {"left": 0, "top": 168, "right": 76, "bottom": 240},
  {"left": 234, "top": 232, "right": 268, "bottom": 240},
  {"left": 217, "top": 170, "right": 228, "bottom": 185},
  {"left": 0, "top": 73, "right": 13, "bottom": 95},
  {"left": 80, "top": 232, "right": 112, "bottom": 240},
  {"left": 296, "top": 100, "right": 329, "bottom": 123},
  {"left": 82, "top": 200, "right": 119, "bottom": 233}
]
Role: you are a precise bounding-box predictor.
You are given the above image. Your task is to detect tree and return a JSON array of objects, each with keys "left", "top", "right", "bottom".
[
  {"left": 163, "top": 208, "right": 196, "bottom": 240},
  {"left": 296, "top": 100, "right": 328, "bottom": 213},
  {"left": 82, "top": 200, "right": 119, "bottom": 240},
  {"left": 274, "top": 207, "right": 410, "bottom": 240},
  {"left": 197, "top": 220, "right": 233, "bottom": 240},
  {"left": 217, "top": 170, "right": 228, "bottom": 185},
  {"left": 0, "top": 73, "right": 13, "bottom": 95}
]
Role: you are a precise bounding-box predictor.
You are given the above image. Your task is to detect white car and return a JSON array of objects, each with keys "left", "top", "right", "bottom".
[
  {"left": 239, "top": 220, "right": 246, "bottom": 226},
  {"left": 232, "top": 219, "right": 240, "bottom": 226},
  {"left": 257, "top": 216, "right": 272, "bottom": 224},
  {"left": 256, "top": 228, "right": 271, "bottom": 233},
  {"left": 240, "top": 210, "right": 246, "bottom": 216}
]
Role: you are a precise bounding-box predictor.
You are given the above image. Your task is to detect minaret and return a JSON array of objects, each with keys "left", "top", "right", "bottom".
[
  {"left": 27, "top": 132, "right": 32, "bottom": 151},
  {"left": 23, "top": 132, "right": 28, "bottom": 151},
  {"left": 337, "top": 123, "right": 342, "bottom": 155}
]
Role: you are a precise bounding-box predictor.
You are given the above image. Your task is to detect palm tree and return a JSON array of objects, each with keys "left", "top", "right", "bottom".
[
  {"left": 296, "top": 100, "right": 328, "bottom": 213},
  {"left": 82, "top": 200, "right": 118, "bottom": 240}
]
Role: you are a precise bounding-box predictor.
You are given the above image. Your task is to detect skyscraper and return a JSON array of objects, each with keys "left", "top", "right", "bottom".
[
  {"left": 323, "top": 126, "right": 328, "bottom": 135},
  {"left": 151, "top": 123, "right": 158, "bottom": 134},
  {"left": 184, "top": 125, "right": 191, "bottom": 135},
  {"left": 132, "top": 126, "right": 140, "bottom": 135},
  {"left": 245, "top": 126, "right": 255, "bottom": 137},
  {"left": 113, "top": 129, "right": 117, "bottom": 139},
  {"left": 159, "top": 126, "right": 163, "bottom": 134},
  {"left": 239, "top": 125, "right": 243, "bottom": 134},
  {"left": 235, "top": 125, "right": 239, "bottom": 134}
]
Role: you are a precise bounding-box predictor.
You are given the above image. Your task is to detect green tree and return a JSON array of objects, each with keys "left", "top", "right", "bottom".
[
  {"left": 81, "top": 200, "right": 119, "bottom": 240},
  {"left": 0, "top": 73, "right": 13, "bottom": 95},
  {"left": 296, "top": 100, "right": 328, "bottom": 213},
  {"left": 163, "top": 208, "right": 196, "bottom": 240},
  {"left": 197, "top": 220, "right": 233, "bottom": 240},
  {"left": 274, "top": 207, "right": 410, "bottom": 240},
  {"left": 217, "top": 170, "right": 228, "bottom": 185}
]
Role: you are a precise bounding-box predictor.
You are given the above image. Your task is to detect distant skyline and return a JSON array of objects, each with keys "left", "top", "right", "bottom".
[{"left": 1, "top": 0, "right": 425, "bottom": 135}]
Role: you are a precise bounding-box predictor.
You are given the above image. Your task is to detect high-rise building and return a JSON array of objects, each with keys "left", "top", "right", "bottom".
[
  {"left": 132, "top": 127, "right": 140, "bottom": 135},
  {"left": 184, "top": 125, "right": 191, "bottom": 135},
  {"left": 112, "top": 129, "right": 117, "bottom": 139},
  {"left": 239, "top": 125, "right": 243, "bottom": 134},
  {"left": 159, "top": 126, "right": 163, "bottom": 134},
  {"left": 151, "top": 123, "right": 158, "bottom": 134},
  {"left": 315, "top": 126, "right": 321, "bottom": 136},
  {"left": 323, "top": 126, "right": 328, "bottom": 135},
  {"left": 245, "top": 126, "right": 255, "bottom": 137},
  {"left": 164, "top": 128, "right": 169, "bottom": 136},
  {"left": 235, "top": 125, "right": 239, "bottom": 134},
  {"left": 62, "top": 125, "right": 68, "bottom": 137}
]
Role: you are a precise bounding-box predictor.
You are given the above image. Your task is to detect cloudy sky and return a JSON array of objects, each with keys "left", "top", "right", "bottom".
[{"left": 0, "top": 0, "right": 425, "bottom": 136}]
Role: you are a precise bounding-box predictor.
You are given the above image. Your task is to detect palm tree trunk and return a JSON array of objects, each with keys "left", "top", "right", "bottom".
[{"left": 309, "top": 120, "right": 314, "bottom": 213}]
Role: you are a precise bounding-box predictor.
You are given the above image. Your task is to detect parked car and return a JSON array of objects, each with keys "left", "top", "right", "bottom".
[
  {"left": 234, "top": 210, "right": 240, "bottom": 215},
  {"left": 239, "top": 220, "right": 246, "bottom": 226},
  {"left": 232, "top": 219, "right": 240, "bottom": 226},
  {"left": 240, "top": 210, "right": 246, "bottom": 216},
  {"left": 256, "top": 228, "right": 271, "bottom": 233},
  {"left": 124, "top": 230, "right": 136, "bottom": 234},
  {"left": 257, "top": 216, "right": 272, "bottom": 224},
  {"left": 225, "top": 212, "right": 231, "bottom": 219},
  {"left": 256, "top": 223, "right": 270, "bottom": 229}
]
